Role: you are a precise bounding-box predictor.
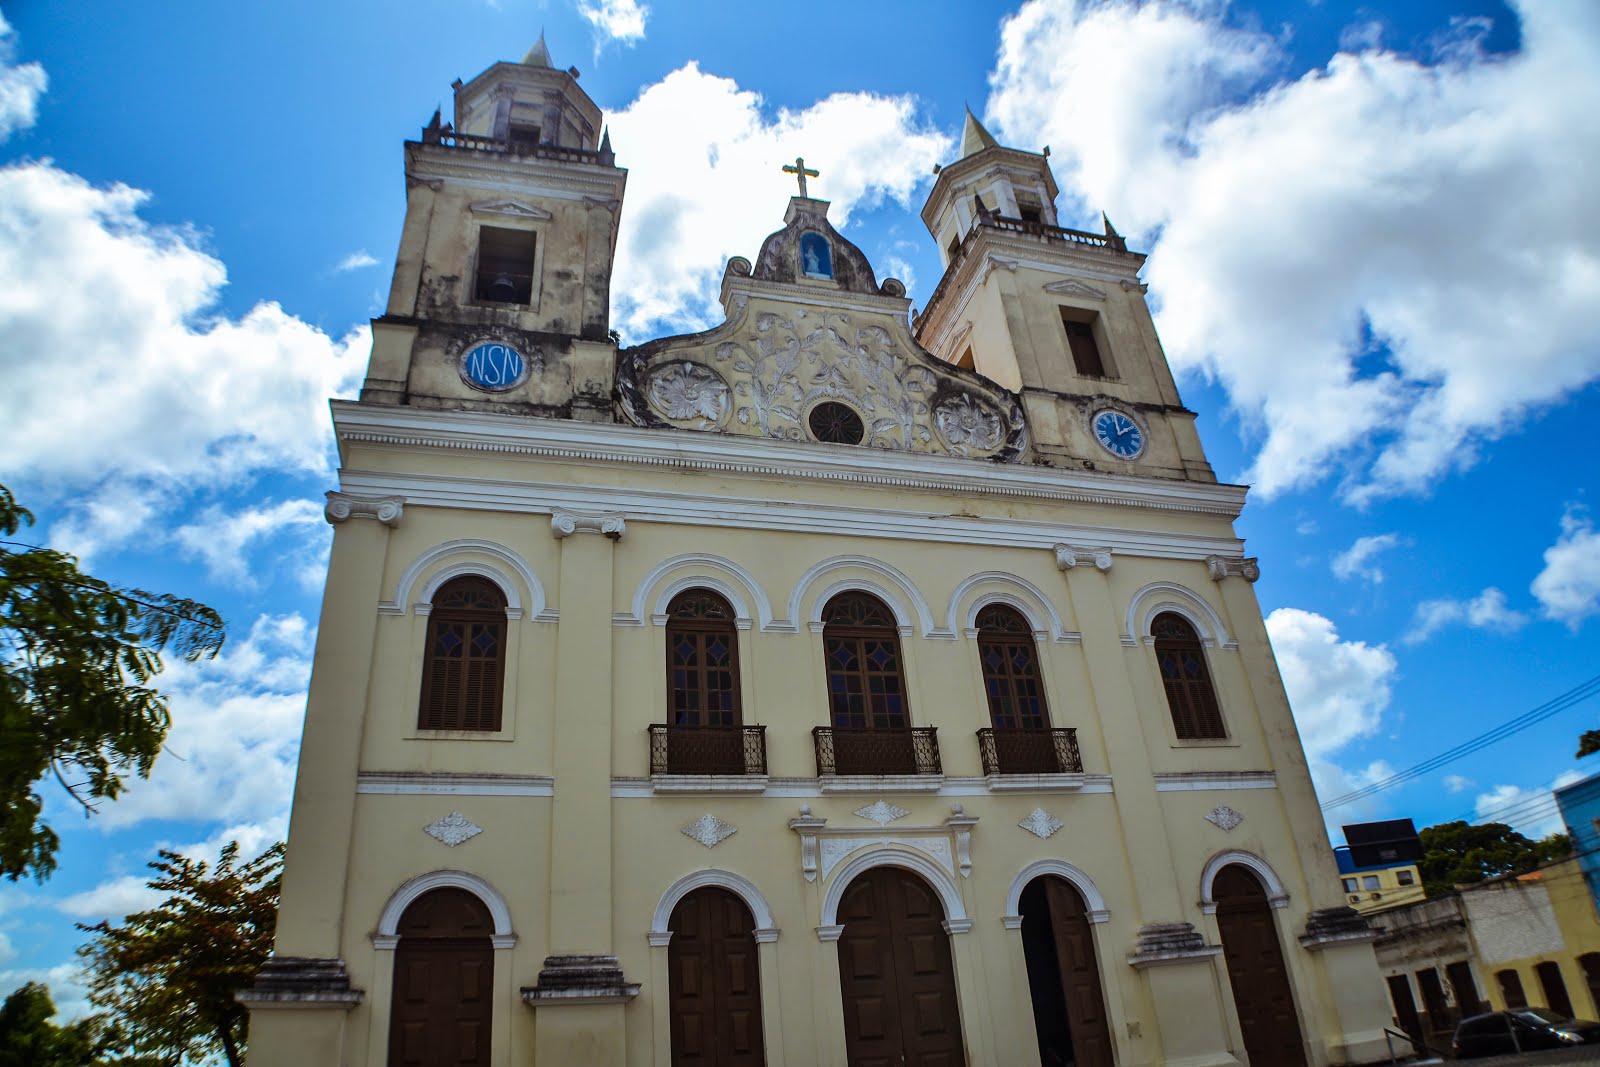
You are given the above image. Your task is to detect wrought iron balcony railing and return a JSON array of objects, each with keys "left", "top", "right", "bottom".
[
  {"left": 812, "top": 726, "right": 941, "bottom": 777},
  {"left": 649, "top": 725, "right": 767, "bottom": 776},
  {"left": 975, "top": 727, "right": 1083, "bottom": 776}
]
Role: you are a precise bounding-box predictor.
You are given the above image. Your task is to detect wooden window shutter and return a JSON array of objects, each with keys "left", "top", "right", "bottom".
[
  {"left": 1152, "top": 612, "right": 1226, "bottom": 739},
  {"left": 418, "top": 576, "right": 507, "bottom": 731}
]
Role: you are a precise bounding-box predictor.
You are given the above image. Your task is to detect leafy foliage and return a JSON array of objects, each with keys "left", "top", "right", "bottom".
[
  {"left": 0, "top": 484, "right": 225, "bottom": 880},
  {"left": 0, "top": 982, "right": 114, "bottom": 1067},
  {"left": 77, "top": 841, "right": 284, "bottom": 1067},
  {"left": 1417, "top": 820, "right": 1572, "bottom": 898},
  {"left": 1578, "top": 729, "right": 1600, "bottom": 758}
]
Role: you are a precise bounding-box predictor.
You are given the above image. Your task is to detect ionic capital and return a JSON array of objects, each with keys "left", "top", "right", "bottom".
[
  {"left": 324, "top": 492, "right": 404, "bottom": 528},
  {"left": 1055, "top": 544, "right": 1113, "bottom": 573},
  {"left": 550, "top": 510, "right": 626, "bottom": 541},
  {"left": 1205, "top": 555, "right": 1260, "bottom": 583}
]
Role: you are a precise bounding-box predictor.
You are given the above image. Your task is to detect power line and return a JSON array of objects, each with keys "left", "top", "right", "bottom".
[{"left": 1320, "top": 671, "right": 1600, "bottom": 810}]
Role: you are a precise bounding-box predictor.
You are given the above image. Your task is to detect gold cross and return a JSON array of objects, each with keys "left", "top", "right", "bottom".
[{"left": 782, "top": 156, "right": 819, "bottom": 197}]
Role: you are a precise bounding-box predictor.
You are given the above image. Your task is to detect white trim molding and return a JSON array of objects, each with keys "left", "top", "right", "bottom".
[
  {"left": 374, "top": 870, "right": 517, "bottom": 949},
  {"left": 650, "top": 869, "right": 778, "bottom": 939},
  {"left": 1124, "top": 580, "right": 1236, "bottom": 650},
  {"left": 1199, "top": 850, "right": 1291, "bottom": 915},
  {"left": 383, "top": 538, "right": 553, "bottom": 621},
  {"left": 1153, "top": 771, "right": 1276, "bottom": 792},
  {"left": 947, "top": 571, "right": 1076, "bottom": 643},
  {"left": 624, "top": 553, "right": 774, "bottom": 630},
  {"left": 788, "top": 556, "right": 936, "bottom": 637},
  {"left": 1002, "top": 860, "right": 1111, "bottom": 928},
  {"left": 819, "top": 845, "right": 968, "bottom": 929}
]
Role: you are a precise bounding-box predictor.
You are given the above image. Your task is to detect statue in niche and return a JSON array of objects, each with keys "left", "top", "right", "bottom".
[{"left": 800, "top": 232, "right": 833, "bottom": 279}]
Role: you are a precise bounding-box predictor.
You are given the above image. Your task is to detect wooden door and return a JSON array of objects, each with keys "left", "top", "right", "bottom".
[
  {"left": 388, "top": 888, "right": 494, "bottom": 1067},
  {"left": 836, "top": 867, "right": 966, "bottom": 1067},
  {"left": 669, "top": 887, "right": 766, "bottom": 1066},
  {"left": 1537, "top": 960, "right": 1574, "bottom": 1018},
  {"left": 1446, "top": 960, "right": 1483, "bottom": 1016},
  {"left": 1386, "top": 975, "right": 1422, "bottom": 1049},
  {"left": 1214, "top": 866, "right": 1307, "bottom": 1067},
  {"left": 1019, "top": 877, "right": 1114, "bottom": 1066},
  {"left": 1578, "top": 953, "right": 1600, "bottom": 1016}
]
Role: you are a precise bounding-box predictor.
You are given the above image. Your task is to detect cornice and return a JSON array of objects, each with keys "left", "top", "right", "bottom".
[
  {"left": 333, "top": 401, "right": 1247, "bottom": 523},
  {"left": 405, "top": 143, "right": 626, "bottom": 201}
]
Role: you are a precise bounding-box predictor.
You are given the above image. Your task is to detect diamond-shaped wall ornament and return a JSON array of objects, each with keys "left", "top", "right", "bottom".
[
  {"left": 1205, "top": 805, "right": 1244, "bottom": 832},
  {"left": 682, "top": 814, "right": 738, "bottom": 848},
  {"left": 1019, "top": 808, "right": 1064, "bottom": 840},
  {"left": 424, "top": 812, "right": 483, "bottom": 847},
  {"left": 853, "top": 800, "right": 911, "bottom": 826}
]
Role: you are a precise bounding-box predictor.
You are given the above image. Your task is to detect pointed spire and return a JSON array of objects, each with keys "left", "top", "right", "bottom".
[
  {"left": 1102, "top": 212, "right": 1126, "bottom": 251},
  {"left": 960, "top": 105, "right": 999, "bottom": 158},
  {"left": 598, "top": 127, "right": 615, "bottom": 168},
  {"left": 522, "top": 29, "right": 552, "bottom": 67}
]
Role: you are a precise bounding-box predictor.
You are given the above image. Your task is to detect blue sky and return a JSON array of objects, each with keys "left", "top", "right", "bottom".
[{"left": 1, "top": 0, "right": 1597, "bottom": 1020}]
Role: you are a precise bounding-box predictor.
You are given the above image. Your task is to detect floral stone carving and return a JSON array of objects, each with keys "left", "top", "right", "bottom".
[
  {"left": 1205, "top": 805, "right": 1244, "bottom": 832},
  {"left": 424, "top": 812, "right": 483, "bottom": 847},
  {"left": 647, "top": 361, "right": 730, "bottom": 427},
  {"left": 681, "top": 814, "right": 738, "bottom": 848},
  {"left": 933, "top": 393, "right": 1003, "bottom": 454},
  {"left": 1018, "top": 808, "right": 1064, "bottom": 840},
  {"left": 853, "top": 800, "right": 911, "bottom": 826}
]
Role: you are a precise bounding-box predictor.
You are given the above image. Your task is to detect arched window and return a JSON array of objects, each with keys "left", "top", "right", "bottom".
[
  {"left": 1152, "top": 612, "right": 1225, "bottom": 740},
  {"left": 822, "top": 591, "right": 908, "bottom": 729},
  {"left": 665, "top": 589, "right": 741, "bottom": 727},
  {"left": 976, "top": 604, "right": 1048, "bottom": 729},
  {"left": 418, "top": 575, "right": 507, "bottom": 731}
]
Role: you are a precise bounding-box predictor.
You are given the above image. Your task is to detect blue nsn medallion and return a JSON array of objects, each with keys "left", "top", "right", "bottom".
[{"left": 461, "top": 342, "right": 526, "bottom": 391}]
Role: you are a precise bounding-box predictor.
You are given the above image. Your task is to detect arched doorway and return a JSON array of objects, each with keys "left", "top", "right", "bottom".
[
  {"left": 1018, "top": 876, "right": 1114, "bottom": 1066},
  {"left": 669, "top": 886, "right": 766, "bottom": 1066},
  {"left": 1213, "top": 865, "right": 1306, "bottom": 1066},
  {"left": 387, "top": 887, "right": 494, "bottom": 1067},
  {"left": 835, "top": 866, "right": 966, "bottom": 1066}
]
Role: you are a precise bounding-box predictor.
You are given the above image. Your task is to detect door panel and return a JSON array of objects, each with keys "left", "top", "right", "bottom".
[
  {"left": 1044, "top": 878, "right": 1116, "bottom": 1067},
  {"left": 669, "top": 887, "right": 766, "bottom": 1066},
  {"left": 1214, "top": 866, "right": 1308, "bottom": 1067},
  {"left": 387, "top": 889, "right": 494, "bottom": 1067},
  {"left": 837, "top": 867, "right": 967, "bottom": 1067}
]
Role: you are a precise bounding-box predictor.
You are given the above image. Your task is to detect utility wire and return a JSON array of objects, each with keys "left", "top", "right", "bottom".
[{"left": 1320, "top": 671, "right": 1600, "bottom": 810}]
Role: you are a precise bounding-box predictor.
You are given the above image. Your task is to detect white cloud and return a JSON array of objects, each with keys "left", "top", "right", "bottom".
[
  {"left": 1267, "top": 607, "right": 1398, "bottom": 759},
  {"left": 1473, "top": 769, "right": 1586, "bottom": 839},
  {"left": 0, "top": 10, "right": 45, "bottom": 142},
  {"left": 0, "top": 962, "right": 90, "bottom": 1021},
  {"left": 171, "top": 499, "right": 328, "bottom": 588},
  {"left": 605, "top": 64, "right": 950, "bottom": 339},
  {"left": 1331, "top": 532, "right": 1401, "bottom": 582},
  {"left": 1406, "top": 586, "right": 1529, "bottom": 644},
  {"left": 578, "top": 0, "right": 649, "bottom": 45},
  {"left": 1313, "top": 757, "right": 1397, "bottom": 836},
  {"left": 0, "top": 162, "right": 367, "bottom": 549},
  {"left": 1443, "top": 774, "right": 1474, "bottom": 794},
  {"left": 52, "top": 875, "right": 163, "bottom": 922},
  {"left": 335, "top": 250, "right": 378, "bottom": 272},
  {"left": 81, "top": 614, "right": 313, "bottom": 830},
  {"left": 1532, "top": 506, "right": 1600, "bottom": 628},
  {"left": 986, "top": 0, "right": 1600, "bottom": 501}
]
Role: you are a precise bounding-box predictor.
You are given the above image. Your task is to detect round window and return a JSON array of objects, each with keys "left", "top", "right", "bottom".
[{"left": 808, "top": 401, "right": 865, "bottom": 445}]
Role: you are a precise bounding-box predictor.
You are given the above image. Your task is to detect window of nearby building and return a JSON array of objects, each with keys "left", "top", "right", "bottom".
[
  {"left": 664, "top": 589, "right": 741, "bottom": 728},
  {"left": 1397, "top": 869, "right": 1416, "bottom": 886},
  {"left": 976, "top": 605, "right": 1048, "bottom": 730},
  {"left": 1447, "top": 961, "right": 1482, "bottom": 1016},
  {"left": 1536, "top": 961, "right": 1574, "bottom": 1018},
  {"left": 1496, "top": 969, "right": 1527, "bottom": 1009},
  {"left": 822, "top": 592, "right": 908, "bottom": 730},
  {"left": 1060, "top": 310, "right": 1108, "bottom": 378},
  {"left": 418, "top": 575, "right": 507, "bottom": 731},
  {"left": 1342, "top": 878, "right": 1358, "bottom": 894},
  {"left": 1152, "top": 612, "right": 1226, "bottom": 740},
  {"left": 474, "top": 226, "right": 536, "bottom": 305},
  {"left": 1362, "top": 875, "right": 1381, "bottom": 891}
]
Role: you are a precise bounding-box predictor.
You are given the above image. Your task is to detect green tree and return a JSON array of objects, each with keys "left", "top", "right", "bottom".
[
  {"left": 0, "top": 981, "right": 114, "bottom": 1066},
  {"left": 77, "top": 841, "right": 284, "bottom": 1067},
  {"left": 1417, "top": 819, "right": 1572, "bottom": 898},
  {"left": 1577, "top": 729, "right": 1600, "bottom": 758},
  {"left": 0, "top": 484, "right": 225, "bottom": 880}
]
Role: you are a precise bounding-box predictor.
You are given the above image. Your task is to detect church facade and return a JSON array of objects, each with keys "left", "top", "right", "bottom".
[{"left": 241, "top": 39, "right": 1393, "bottom": 1067}]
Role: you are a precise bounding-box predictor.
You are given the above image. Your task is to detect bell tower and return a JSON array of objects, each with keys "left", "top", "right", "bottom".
[
  {"left": 914, "top": 111, "right": 1214, "bottom": 482},
  {"left": 359, "top": 33, "right": 626, "bottom": 422}
]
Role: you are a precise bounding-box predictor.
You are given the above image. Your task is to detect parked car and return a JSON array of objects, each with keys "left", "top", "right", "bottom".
[{"left": 1452, "top": 1009, "right": 1600, "bottom": 1058}]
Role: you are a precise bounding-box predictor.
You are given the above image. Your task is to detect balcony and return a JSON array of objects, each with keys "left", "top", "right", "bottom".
[
  {"left": 648, "top": 725, "right": 767, "bottom": 793},
  {"left": 812, "top": 726, "right": 942, "bottom": 792},
  {"left": 975, "top": 727, "right": 1085, "bottom": 791},
  {"left": 417, "top": 128, "right": 614, "bottom": 167}
]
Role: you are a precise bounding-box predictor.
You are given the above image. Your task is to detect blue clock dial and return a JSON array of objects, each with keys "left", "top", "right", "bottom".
[
  {"left": 1092, "top": 410, "right": 1144, "bottom": 459},
  {"left": 461, "top": 341, "right": 527, "bottom": 392}
]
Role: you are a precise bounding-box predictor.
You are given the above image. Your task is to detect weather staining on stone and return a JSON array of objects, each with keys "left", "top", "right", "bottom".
[{"left": 646, "top": 361, "right": 730, "bottom": 427}]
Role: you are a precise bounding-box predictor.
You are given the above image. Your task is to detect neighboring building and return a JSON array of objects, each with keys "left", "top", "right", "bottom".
[
  {"left": 1335, "top": 846, "right": 1425, "bottom": 916},
  {"left": 1374, "top": 859, "right": 1600, "bottom": 1051},
  {"left": 1556, "top": 771, "right": 1600, "bottom": 916},
  {"left": 239, "top": 38, "right": 1393, "bottom": 1067}
]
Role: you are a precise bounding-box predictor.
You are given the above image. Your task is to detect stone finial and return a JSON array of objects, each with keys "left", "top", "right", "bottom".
[
  {"left": 324, "top": 492, "right": 404, "bottom": 528},
  {"left": 522, "top": 30, "right": 552, "bottom": 68}
]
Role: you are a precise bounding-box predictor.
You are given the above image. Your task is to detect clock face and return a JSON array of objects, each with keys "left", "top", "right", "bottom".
[
  {"left": 1092, "top": 409, "right": 1144, "bottom": 459},
  {"left": 460, "top": 341, "right": 527, "bottom": 392}
]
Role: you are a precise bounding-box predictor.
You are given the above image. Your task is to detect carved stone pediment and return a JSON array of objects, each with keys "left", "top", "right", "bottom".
[
  {"left": 1042, "top": 279, "right": 1107, "bottom": 300},
  {"left": 468, "top": 199, "right": 553, "bottom": 220}
]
